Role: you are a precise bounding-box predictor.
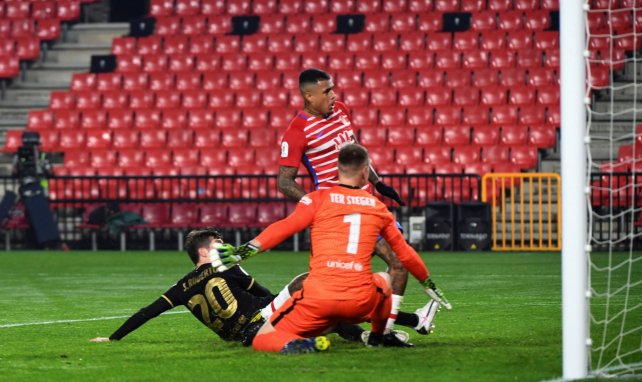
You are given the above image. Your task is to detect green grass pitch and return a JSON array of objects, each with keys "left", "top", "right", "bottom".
[{"left": 0, "top": 250, "right": 639, "bottom": 382}]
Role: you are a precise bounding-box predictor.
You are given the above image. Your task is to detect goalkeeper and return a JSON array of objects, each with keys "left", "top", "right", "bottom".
[
  {"left": 89, "top": 228, "right": 439, "bottom": 347},
  {"left": 217, "top": 144, "right": 451, "bottom": 354}
]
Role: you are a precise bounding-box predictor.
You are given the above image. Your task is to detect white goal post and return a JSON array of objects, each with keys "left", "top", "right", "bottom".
[{"left": 561, "top": 0, "right": 590, "bottom": 380}]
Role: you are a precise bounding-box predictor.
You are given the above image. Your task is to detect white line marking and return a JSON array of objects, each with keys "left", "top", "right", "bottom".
[{"left": 0, "top": 310, "right": 190, "bottom": 329}]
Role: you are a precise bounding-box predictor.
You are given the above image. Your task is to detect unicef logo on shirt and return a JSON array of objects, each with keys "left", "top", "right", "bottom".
[{"left": 354, "top": 262, "right": 363, "bottom": 272}]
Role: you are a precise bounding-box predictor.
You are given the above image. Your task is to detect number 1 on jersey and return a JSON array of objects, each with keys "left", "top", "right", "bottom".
[{"left": 344, "top": 213, "right": 361, "bottom": 254}]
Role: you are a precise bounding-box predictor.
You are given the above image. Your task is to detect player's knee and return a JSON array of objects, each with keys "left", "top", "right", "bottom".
[{"left": 375, "top": 272, "right": 391, "bottom": 290}]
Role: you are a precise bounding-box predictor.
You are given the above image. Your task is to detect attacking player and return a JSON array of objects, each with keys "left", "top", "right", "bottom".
[
  {"left": 89, "top": 228, "right": 439, "bottom": 347},
  {"left": 276, "top": 68, "right": 423, "bottom": 339},
  {"left": 217, "top": 144, "right": 451, "bottom": 354}
]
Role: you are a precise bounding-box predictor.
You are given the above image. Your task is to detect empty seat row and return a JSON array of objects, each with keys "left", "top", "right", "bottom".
[
  {"left": 358, "top": 125, "right": 557, "bottom": 149},
  {"left": 149, "top": 0, "right": 559, "bottom": 18},
  {"left": 27, "top": 108, "right": 295, "bottom": 132},
  {"left": 60, "top": 147, "right": 279, "bottom": 169},
  {"left": 0, "top": 1, "right": 81, "bottom": 21},
  {"left": 350, "top": 104, "right": 560, "bottom": 127}
]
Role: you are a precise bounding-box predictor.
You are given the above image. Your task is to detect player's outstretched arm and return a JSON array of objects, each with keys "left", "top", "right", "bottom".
[
  {"left": 89, "top": 297, "right": 172, "bottom": 342},
  {"left": 366, "top": 163, "right": 405, "bottom": 206},
  {"left": 277, "top": 165, "right": 307, "bottom": 201}
]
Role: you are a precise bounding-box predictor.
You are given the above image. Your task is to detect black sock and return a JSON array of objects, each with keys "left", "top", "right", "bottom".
[
  {"left": 395, "top": 311, "right": 418, "bottom": 328},
  {"left": 335, "top": 323, "right": 364, "bottom": 342}
]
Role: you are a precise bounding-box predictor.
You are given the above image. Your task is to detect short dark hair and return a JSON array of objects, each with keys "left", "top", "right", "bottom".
[
  {"left": 299, "top": 68, "right": 331, "bottom": 91},
  {"left": 338, "top": 144, "right": 369, "bottom": 174},
  {"left": 184, "top": 228, "right": 222, "bottom": 265}
]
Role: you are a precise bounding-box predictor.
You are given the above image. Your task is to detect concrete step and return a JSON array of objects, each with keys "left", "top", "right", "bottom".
[
  {"left": 1, "top": 89, "right": 51, "bottom": 104},
  {"left": 45, "top": 47, "right": 110, "bottom": 65},
  {"left": 66, "top": 23, "right": 129, "bottom": 45},
  {"left": 592, "top": 101, "right": 642, "bottom": 121},
  {"left": 0, "top": 108, "right": 28, "bottom": 126}
]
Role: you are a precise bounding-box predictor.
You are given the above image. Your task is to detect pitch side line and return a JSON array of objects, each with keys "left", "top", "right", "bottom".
[{"left": 0, "top": 310, "right": 190, "bottom": 329}]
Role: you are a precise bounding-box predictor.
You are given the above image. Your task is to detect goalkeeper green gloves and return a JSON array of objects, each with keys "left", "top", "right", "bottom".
[
  {"left": 421, "top": 277, "right": 452, "bottom": 310},
  {"left": 217, "top": 242, "right": 260, "bottom": 267}
]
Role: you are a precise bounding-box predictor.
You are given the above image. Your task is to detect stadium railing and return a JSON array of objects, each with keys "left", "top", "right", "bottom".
[{"left": 0, "top": 173, "right": 481, "bottom": 250}]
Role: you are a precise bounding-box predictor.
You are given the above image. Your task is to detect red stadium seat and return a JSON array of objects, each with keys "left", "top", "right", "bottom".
[
  {"left": 480, "top": 31, "right": 506, "bottom": 50},
  {"left": 155, "top": 90, "right": 181, "bottom": 109},
  {"left": 140, "top": 130, "right": 167, "bottom": 148},
  {"left": 319, "top": 34, "right": 346, "bottom": 52},
  {"left": 391, "top": 13, "right": 417, "bottom": 33},
  {"left": 342, "top": 86, "right": 369, "bottom": 107},
  {"left": 382, "top": 52, "right": 407, "bottom": 71},
  {"left": 358, "top": 127, "right": 386, "bottom": 147},
  {"left": 112, "top": 129, "right": 139, "bottom": 149},
  {"left": 155, "top": 16, "right": 181, "bottom": 36},
  {"left": 215, "top": 109, "right": 241, "bottom": 129},
  {"left": 507, "top": 30, "right": 533, "bottom": 50},
  {"left": 472, "top": 68, "right": 499, "bottom": 87},
  {"left": 425, "top": 86, "right": 452, "bottom": 106},
  {"left": 398, "top": 88, "right": 425, "bottom": 106},
  {"left": 547, "top": 104, "right": 560, "bottom": 126},
  {"left": 149, "top": 0, "right": 174, "bottom": 16},
  {"left": 357, "top": 0, "right": 382, "bottom": 13},
  {"left": 435, "top": 0, "right": 459, "bottom": 11},
  {"left": 249, "top": 129, "right": 277, "bottom": 147},
  {"left": 89, "top": 149, "right": 117, "bottom": 169},
  {"left": 331, "top": 0, "right": 356, "bottom": 12},
  {"left": 188, "top": 109, "right": 215, "bottom": 129},
  {"left": 206, "top": 15, "right": 232, "bottom": 35},
  {"left": 518, "top": 105, "right": 546, "bottom": 125},
  {"left": 525, "top": 10, "right": 551, "bottom": 30},
  {"left": 405, "top": 162, "right": 434, "bottom": 174},
  {"left": 463, "top": 105, "right": 490, "bottom": 125},
  {"left": 171, "top": 148, "right": 199, "bottom": 168},
  {"left": 369, "top": 147, "right": 395, "bottom": 167},
  {"left": 55, "top": 111, "right": 81, "bottom": 130},
  {"left": 408, "top": 51, "right": 434, "bottom": 71},
  {"left": 108, "top": 110, "right": 134, "bottom": 130},
  {"left": 406, "top": 106, "right": 432, "bottom": 126},
  {"left": 274, "top": 53, "right": 301, "bottom": 71},
  {"left": 128, "top": 90, "right": 154, "bottom": 110},
  {"left": 39, "top": 19, "right": 62, "bottom": 41},
  {"left": 508, "top": 86, "right": 536, "bottom": 105},
  {"left": 388, "top": 127, "right": 415, "bottom": 147},
  {"left": 498, "top": 10, "right": 523, "bottom": 31},
  {"left": 489, "top": 50, "right": 515, "bottom": 69},
  {"left": 491, "top": 105, "right": 518, "bottom": 125},
  {"left": 395, "top": 146, "right": 423, "bottom": 165},
  {"left": 116, "top": 54, "right": 143, "bottom": 73},
  {"left": 453, "top": 31, "right": 479, "bottom": 51},
  {"left": 534, "top": 31, "right": 559, "bottom": 50},
  {"left": 182, "top": 15, "right": 207, "bottom": 35},
  {"left": 70, "top": 73, "right": 97, "bottom": 91},
  {"left": 6, "top": 2, "right": 30, "bottom": 20},
  {"left": 10, "top": 19, "right": 35, "bottom": 38},
  {"left": 85, "top": 129, "right": 112, "bottom": 149},
  {"left": 351, "top": 106, "right": 379, "bottom": 126},
  {"left": 452, "top": 145, "right": 481, "bottom": 164},
  {"left": 461, "top": 0, "right": 486, "bottom": 11},
  {"left": 121, "top": 72, "right": 148, "bottom": 91},
  {"left": 229, "top": 71, "right": 255, "bottom": 90},
  {"left": 301, "top": 54, "right": 326, "bottom": 69},
  {"left": 175, "top": 72, "right": 202, "bottom": 91},
  {"left": 195, "top": 53, "right": 220, "bottom": 72},
  {"left": 96, "top": 73, "right": 122, "bottom": 92},
  {"left": 75, "top": 90, "right": 102, "bottom": 110},
  {"left": 248, "top": 52, "right": 274, "bottom": 71},
  {"left": 241, "top": 108, "right": 269, "bottom": 129},
  {"left": 443, "top": 126, "right": 471, "bottom": 145},
  {"left": 227, "top": 0, "right": 251, "bottom": 15},
  {"left": 27, "top": 110, "right": 54, "bottom": 130},
  {"left": 50, "top": 91, "right": 75, "bottom": 110},
  {"left": 162, "top": 109, "right": 188, "bottom": 130},
  {"left": 435, "top": 51, "right": 462, "bottom": 69},
  {"left": 528, "top": 67, "right": 555, "bottom": 86},
  {"left": 453, "top": 87, "right": 480, "bottom": 106},
  {"left": 401, "top": 32, "right": 427, "bottom": 51},
  {"left": 500, "top": 125, "right": 528, "bottom": 145},
  {"left": 82, "top": 110, "right": 108, "bottom": 130},
  {"left": 499, "top": 68, "right": 526, "bottom": 86},
  {"left": 417, "top": 71, "right": 443, "bottom": 88},
  {"left": 256, "top": 72, "right": 281, "bottom": 92},
  {"left": 143, "top": 53, "right": 168, "bottom": 73},
  {"left": 228, "top": 149, "right": 255, "bottom": 167},
  {"left": 259, "top": 14, "right": 285, "bottom": 34},
  {"left": 488, "top": 0, "right": 513, "bottom": 10},
  {"left": 363, "top": 70, "right": 389, "bottom": 89},
  {"left": 462, "top": 51, "right": 489, "bottom": 70},
  {"left": 15, "top": 36, "right": 40, "bottom": 60},
  {"left": 481, "top": 145, "right": 510, "bottom": 164},
  {"left": 203, "top": 71, "right": 229, "bottom": 91},
  {"left": 510, "top": 145, "right": 538, "bottom": 169},
  {"left": 261, "top": 89, "right": 288, "bottom": 107},
  {"left": 472, "top": 126, "right": 500, "bottom": 146},
  {"left": 168, "top": 55, "right": 195, "bottom": 72},
  {"left": 471, "top": 11, "right": 497, "bottom": 32},
  {"left": 207, "top": 90, "right": 234, "bottom": 108},
  {"left": 59, "top": 130, "right": 85, "bottom": 149},
  {"left": 418, "top": 13, "right": 444, "bottom": 33},
  {"left": 38, "top": 130, "right": 59, "bottom": 152},
  {"left": 190, "top": 36, "right": 214, "bottom": 55},
  {"left": 391, "top": 71, "right": 417, "bottom": 89},
  {"left": 215, "top": 35, "right": 241, "bottom": 54},
  {"left": 347, "top": 33, "right": 373, "bottom": 53},
  {"left": 536, "top": 85, "right": 560, "bottom": 106},
  {"left": 481, "top": 86, "right": 507, "bottom": 106},
  {"left": 64, "top": 150, "right": 90, "bottom": 168},
  {"left": 164, "top": 35, "right": 189, "bottom": 55},
  {"left": 435, "top": 106, "right": 462, "bottom": 125},
  {"left": 372, "top": 33, "right": 397, "bottom": 53},
  {"left": 379, "top": 107, "right": 406, "bottom": 126},
  {"left": 529, "top": 125, "right": 557, "bottom": 149},
  {"left": 135, "top": 109, "right": 162, "bottom": 129},
  {"left": 181, "top": 90, "right": 207, "bottom": 109},
  {"left": 424, "top": 144, "right": 452, "bottom": 165},
  {"left": 267, "top": 34, "right": 293, "bottom": 53},
  {"left": 427, "top": 32, "right": 451, "bottom": 51},
  {"left": 221, "top": 129, "right": 249, "bottom": 148},
  {"left": 167, "top": 130, "right": 194, "bottom": 149},
  {"left": 194, "top": 130, "right": 220, "bottom": 148},
  {"left": 137, "top": 36, "right": 162, "bottom": 55},
  {"left": 371, "top": 90, "right": 397, "bottom": 107},
  {"left": 287, "top": 15, "right": 312, "bottom": 34}
]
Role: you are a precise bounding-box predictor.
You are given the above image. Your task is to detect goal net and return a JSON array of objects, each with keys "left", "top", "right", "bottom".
[{"left": 585, "top": 0, "right": 642, "bottom": 378}]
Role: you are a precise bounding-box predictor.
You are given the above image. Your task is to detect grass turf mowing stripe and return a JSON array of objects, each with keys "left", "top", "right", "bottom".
[{"left": 0, "top": 310, "right": 189, "bottom": 329}]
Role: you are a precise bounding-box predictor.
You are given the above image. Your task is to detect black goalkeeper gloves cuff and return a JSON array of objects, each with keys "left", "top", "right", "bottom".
[{"left": 375, "top": 181, "right": 406, "bottom": 206}]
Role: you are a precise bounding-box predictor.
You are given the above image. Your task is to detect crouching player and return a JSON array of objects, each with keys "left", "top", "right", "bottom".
[{"left": 217, "top": 144, "right": 451, "bottom": 354}]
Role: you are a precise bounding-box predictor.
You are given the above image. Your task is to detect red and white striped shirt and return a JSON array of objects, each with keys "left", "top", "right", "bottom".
[{"left": 279, "top": 101, "right": 358, "bottom": 190}]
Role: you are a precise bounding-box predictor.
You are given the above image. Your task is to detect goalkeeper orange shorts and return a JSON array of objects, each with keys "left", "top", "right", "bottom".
[{"left": 269, "top": 273, "right": 391, "bottom": 337}]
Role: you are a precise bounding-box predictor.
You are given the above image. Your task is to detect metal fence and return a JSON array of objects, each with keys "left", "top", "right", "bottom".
[{"left": 0, "top": 173, "right": 481, "bottom": 250}]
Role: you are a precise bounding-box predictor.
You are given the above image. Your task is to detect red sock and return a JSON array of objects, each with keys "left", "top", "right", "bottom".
[
  {"left": 253, "top": 330, "right": 302, "bottom": 353},
  {"left": 371, "top": 294, "right": 392, "bottom": 334}
]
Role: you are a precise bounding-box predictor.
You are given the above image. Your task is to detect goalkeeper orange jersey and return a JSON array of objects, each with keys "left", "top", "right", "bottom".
[{"left": 255, "top": 185, "right": 429, "bottom": 301}]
